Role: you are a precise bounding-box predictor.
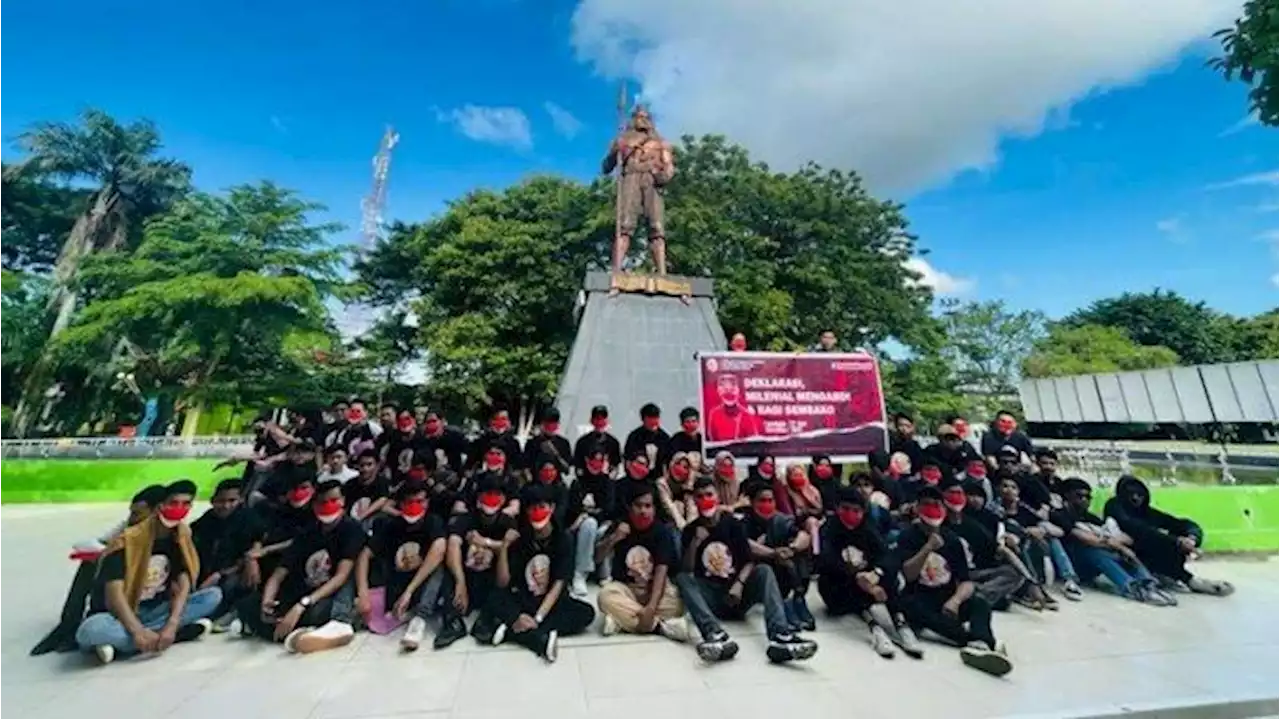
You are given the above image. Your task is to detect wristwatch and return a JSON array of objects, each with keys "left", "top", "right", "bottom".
[
  {"left": 534, "top": 613, "right": 545, "bottom": 625},
  {"left": 300, "top": 596, "right": 313, "bottom": 608}
]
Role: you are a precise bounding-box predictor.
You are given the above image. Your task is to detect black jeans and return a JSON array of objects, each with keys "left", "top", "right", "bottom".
[
  {"left": 236, "top": 589, "right": 336, "bottom": 641},
  {"left": 438, "top": 570, "right": 498, "bottom": 620},
  {"left": 674, "top": 564, "right": 791, "bottom": 641},
  {"left": 483, "top": 588, "right": 595, "bottom": 655},
  {"left": 900, "top": 591, "right": 996, "bottom": 649},
  {"left": 817, "top": 570, "right": 899, "bottom": 617},
  {"left": 1133, "top": 534, "right": 1193, "bottom": 583}
]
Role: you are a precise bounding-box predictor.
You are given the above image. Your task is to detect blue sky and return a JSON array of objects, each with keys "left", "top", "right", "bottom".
[{"left": 4, "top": 0, "right": 1277, "bottom": 321}]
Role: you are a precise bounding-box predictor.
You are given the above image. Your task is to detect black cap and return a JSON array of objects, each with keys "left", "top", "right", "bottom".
[
  {"left": 962, "top": 479, "right": 986, "bottom": 497},
  {"left": 835, "top": 486, "right": 866, "bottom": 507},
  {"left": 590, "top": 405, "right": 609, "bottom": 419},
  {"left": 473, "top": 471, "right": 507, "bottom": 496},
  {"left": 541, "top": 407, "right": 561, "bottom": 422},
  {"left": 315, "top": 479, "right": 343, "bottom": 496}
]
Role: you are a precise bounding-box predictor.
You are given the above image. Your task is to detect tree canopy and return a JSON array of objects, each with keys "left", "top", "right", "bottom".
[
  {"left": 1022, "top": 324, "right": 1180, "bottom": 378},
  {"left": 1209, "top": 0, "right": 1279, "bottom": 126}
]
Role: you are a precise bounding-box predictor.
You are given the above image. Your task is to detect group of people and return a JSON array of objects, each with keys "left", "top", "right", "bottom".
[{"left": 32, "top": 399, "right": 1235, "bottom": 679}]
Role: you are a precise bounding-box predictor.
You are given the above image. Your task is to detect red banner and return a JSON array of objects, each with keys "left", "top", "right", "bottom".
[{"left": 698, "top": 351, "right": 887, "bottom": 460}]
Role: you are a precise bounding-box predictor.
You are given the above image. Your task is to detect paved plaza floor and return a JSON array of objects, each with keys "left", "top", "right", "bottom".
[{"left": 2, "top": 504, "right": 1277, "bottom": 719}]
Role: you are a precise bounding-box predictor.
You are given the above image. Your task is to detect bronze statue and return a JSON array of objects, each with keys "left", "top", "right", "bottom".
[{"left": 602, "top": 105, "right": 675, "bottom": 276}]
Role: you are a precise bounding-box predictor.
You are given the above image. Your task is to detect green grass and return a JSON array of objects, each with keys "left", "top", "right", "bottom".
[{"left": 0, "top": 459, "right": 238, "bottom": 503}]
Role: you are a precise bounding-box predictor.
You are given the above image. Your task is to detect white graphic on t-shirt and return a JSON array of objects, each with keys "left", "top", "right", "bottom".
[
  {"left": 624, "top": 545, "right": 653, "bottom": 585},
  {"left": 396, "top": 448, "right": 415, "bottom": 474},
  {"left": 464, "top": 542, "right": 494, "bottom": 572},
  {"left": 434, "top": 448, "right": 448, "bottom": 468},
  {"left": 841, "top": 545, "right": 866, "bottom": 570},
  {"left": 701, "top": 541, "right": 734, "bottom": 579},
  {"left": 644, "top": 444, "right": 658, "bottom": 467},
  {"left": 140, "top": 554, "right": 171, "bottom": 601},
  {"left": 395, "top": 541, "right": 423, "bottom": 572},
  {"left": 583, "top": 493, "right": 596, "bottom": 511},
  {"left": 525, "top": 554, "right": 551, "bottom": 596},
  {"left": 304, "top": 549, "right": 332, "bottom": 588},
  {"left": 918, "top": 552, "right": 952, "bottom": 589},
  {"left": 350, "top": 497, "right": 372, "bottom": 518},
  {"left": 958, "top": 537, "right": 976, "bottom": 570},
  {"left": 870, "top": 491, "right": 891, "bottom": 510}
]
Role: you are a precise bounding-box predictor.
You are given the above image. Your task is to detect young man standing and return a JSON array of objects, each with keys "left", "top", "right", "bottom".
[
  {"left": 466, "top": 407, "right": 524, "bottom": 474},
  {"left": 664, "top": 406, "right": 703, "bottom": 466},
  {"left": 419, "top": 409, "right": 469, "bottom": 474},
  {"left": 817, "top": 487, "right": 923, "bottom": 659},
  {"left": 237, "top": 480, "right": 364, "bottom": 653},
  {"left": 596, "top": 483, "right": 690, "bottom": 641},
  {"left": 981, "top": 411, "right": 1035, "bottom": 467},
  {"left": 436, "top": 474, "right": 518, "bottom": 648},
  {"left": 674, "top": 478, "right": 819, "bottom": 664},
  {"left": 624, "top": 403, "right": 671, "bottom": 470},
  {"left": 75, "top": 480, "right": 221, "bottom": 665},
  {"left": 573, "top": 405, "right": 623, "bottom": 476},
  {"left": 355, "top": 481, "right": 448, "bottom": 650},
  {"left": 522, "top": 408, "right": 573, "bottom": 476},
  {"left": 895, "top": 487, "right": 1013, "bottom": 676}
]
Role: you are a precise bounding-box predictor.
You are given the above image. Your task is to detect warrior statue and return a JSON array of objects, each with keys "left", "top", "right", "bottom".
[{"left": 602, "top": 105, "right": 675, "bottom": 275}]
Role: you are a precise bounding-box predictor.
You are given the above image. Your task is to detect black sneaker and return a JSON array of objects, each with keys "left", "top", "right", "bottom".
[
  {"left": 470, "top": 615, "right": 497, "bottom": 645},
  {"left": 766, "top": 633, "right": 818, "bottom": 663},
  {"left": 175, "top": 619, "right": 212, "bottom": 643},
  {"left": 795, "top": 599, "right": 817, "bottom": 632},
  {"left": 433, "top": 616, "right": 468, "bottom": 649},
  {"left": 959, "top": 642, "right": 1013, "bottom": 677},
  {"left": 695, "top": 630, "right": 740, "bottom": 663}
]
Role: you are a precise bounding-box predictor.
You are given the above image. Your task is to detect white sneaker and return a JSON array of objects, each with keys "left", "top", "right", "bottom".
[
  {"left": 292, "top": 621, "right": 355, "bottom": 654},
  {"left": 869, "top": 625, "right": 896, "bottom": 659},
  {"left": 491, "top": 623, "right": 507, "bottom": 646},
  {"left": 543, "top": 630, "right": 559, "bottom": 663},
  {"left": 94, "top": 645, "right": 115, "bottom": 665},
  {"left": 401, "top": 616, "right": 427, "bottom": 651},
  {"left": 657, "top": 616, "right": 692, "bottom": 643},
  {"left": 570, "top": 574, "right": 590, "bottom": 598},
  {"left": 600, "top": 614, "right": 620, "bottom": 637}
]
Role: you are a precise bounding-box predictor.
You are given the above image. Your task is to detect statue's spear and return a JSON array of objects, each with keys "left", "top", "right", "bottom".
[{"left": 613, "top": 80, "right": 627, "bottom": 272}]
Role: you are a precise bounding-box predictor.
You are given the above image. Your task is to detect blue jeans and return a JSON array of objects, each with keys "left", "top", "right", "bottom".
[
  {"left": 1046, "top": 537, "right": 1078, "bottom": 582},
  {"left": 1071, "top": 545, "right": 1152, "bottom": 595},
  {"left": 574, "top": 516, "right": 602, "bottom": 577},
  {"left": 75, "top": 587, "right": 222, "bottom": 653}
]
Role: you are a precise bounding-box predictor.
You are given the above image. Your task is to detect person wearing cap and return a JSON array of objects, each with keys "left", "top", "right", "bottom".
[
  {"left": 624, "top": 403, "right": 672, "bottom": 470},
  {"left": 981, "top": 411, "right": 1034, "bottom": 467},
  {"left": 75, "top": 480, "right": 220, "bottom": 665},
  {"left": 572, "top": 405, "right": 623, "bottom": 477},
  {"left": 894, "top": 486, "right": 1013, "bottom": 677},
  {"left": 435, "top": 472, "right": 519, "bottom": 648},
  {"left": 522, "top": 407, "right": 573, "bottom": 478},
  {"left": 923, "top": 423, "right": 980, "bottom": 479},
  {"left": 817, "top": 486, "right": 923, "bottom": 659}
]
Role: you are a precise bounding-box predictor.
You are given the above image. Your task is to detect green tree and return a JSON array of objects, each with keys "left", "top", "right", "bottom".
[
  {"left": 937, "top": 299, "right": 1045, "bottom": 403},
  {"left": 1209, "top": 0, "right": 1279, "bottom": 126},
  {"left": 50, "top": 183, "right": 344, "bottom": 412},
  {"left": 1023, "top": 324, "right": 1181, "bottom": 378},
  {"left": 1, "top": 165, "right": 90, "bottom": 273},
  {"left": 1063, "top": 289, "right": 1243, "bottom": 365},
  {"left": 1, "top": 272, "right": 55, "bottom": 419}
]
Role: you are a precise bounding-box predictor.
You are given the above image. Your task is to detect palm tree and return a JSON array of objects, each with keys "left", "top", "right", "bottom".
[{"left": 8, "top": 109, "right": 190, "bottom": 435}]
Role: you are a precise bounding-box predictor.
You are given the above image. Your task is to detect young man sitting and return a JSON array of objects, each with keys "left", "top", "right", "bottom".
[
  {"left": 673, "top": 478, "right": 818, "bottom": 664},
  {"left": 317, "top": 446, "right": 359, "bottom": 485},
  {"left": 344, "top": 449, "right": 391, "bottom": 528},
  {"left": 436, "top": 473, "right": 518, "bottom": 648},
  {"left": 237, "top": 480, "right": 364, "bottom": 653},
  {"left": 1058, "top": 478, "right": 1174, "bottom": 606},
  {"left": 994, "top": 476, "right": 1081, "bottom": 603},
  {"left": 1104, "top": 475, "right": 1234, "bottom": 596},
  {"left": 742, "top": 482, "right": 816, "bottom": 632},
  {"left": 484, "top": 484, "right": 596, "bottom": 662},
  {"left": 940, "top": 481, "right": 1032, "bottom": 612},
  {"left": 596, "top": 483, "right": 690, "bottom": 641},
  {"left": 192, "top": 479, "right": 265, "bottom": 629},
  {"left": 566, "top": 445, "right": 616, "bottom": 595},
  {"left": 895, "top": 487, "right": 1012, "bottom": 677},
  {"left": 817, "top": 487, "right": 922, "bottom": 659},
  {"left": 75, "top": 480, "right": 221, "bottom": 665},
  {"left": 355, "top": 480, "right": 448, "bottom": 650}
]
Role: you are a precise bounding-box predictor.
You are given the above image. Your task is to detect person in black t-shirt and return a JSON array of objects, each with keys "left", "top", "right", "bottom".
[
  {"left": 343, "top": 449, "right": 391, "bottom": 528},
  {"left": 419, "top": 409, "right": 469, "bottom": 473},
  {"left": 237, "top": 480, "right": 363, "bottom": 654},
  {"left": 923, "top": 423, "right": 980, "bottom": 478},
  {"left": 483, "top": 484, "right": 596, "bottom": 662},
  {"left": 572, "top": 405, "right": 623, "bottom": 477},
  {"left": 940, "top": 481, "right": 1032, "bottom": 611},
  {"left": 522, "top": 407, "right": 573, "bottom": 477},
  {"left": 623, "top": 403, "right": 671, "bottom": 470},
  {"left": 566, "top": 446, "right": 617, "bottom": 588},
  {"left": 742, "top": 482, "right": 816, "bottom": 632},
  {"left": 663, "top": 406, "right": 703, "bottom": 468},
  {"left": 192, "top": 479, "right": 265, "bottom": 625},
  {"left": 894, "top": 487, "right": 1012, "bottom": 676},
  {"left": 435, "top": 473, "right": 519, "bottom": 649},
  {"left": 889, "top": 412, "right": 925, "bottom": 474},
  {"left": 75, "top": 481, "right": 221, "bottom": 665},
  {"left": 980, "top": 411, "right": 1035, "bottom": 467},
  {"left": 817, "top": 487, "right": 923, "bottom": 660},
  {"left": 465, "top": 407, "right": 524, "bottom": 474},
  {"left": 595, "top": 482, "right": 690, "bottom": 641},
  {"left": 335, "top": 399, "right": 382, "bottom": 459},
  {"left": 355, "top": 481, "right": 448, "bottom": 650},
  {"left": 382, "top": 411, "right": 427, "bottom": 484},
  {"left": 250, "top": 474, "right": 315, "bottom": 581},
  {"left": 673, "top": 478, "right": 818, "bottom": 665}
]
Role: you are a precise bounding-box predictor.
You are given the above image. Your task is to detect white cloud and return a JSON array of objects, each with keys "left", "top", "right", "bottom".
[
  {"left": 570, "top": 0, "right": 1236, "bottom": 194},
  {"left": 269, "top": 115, "right": 288, "bottom": 135},
  {"left": 436, "top": 105, "right": 533, "bottom": 150},
  {"left": 543, "top": 101, "right": 584, "bottom": 139},
  {"left": 1218, "top": 113, "right": 1259, "bottom": 137},
  {"left": 1204, "top": 171, "right": 1280, "bottom": 190},
  {"left": 904, "top": 257, "right": 975, "bottom": 296},
  {"left": 1155, "top": 217, "right": 1181, "bottom": 234}
]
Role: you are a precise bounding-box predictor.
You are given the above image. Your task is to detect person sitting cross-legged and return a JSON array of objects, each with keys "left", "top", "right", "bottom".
[
  {"left": 596, "top": 482, "right": 691, "bottom": 641},
  {"left": 191, "top": 478, "right": 266, "bottom": 630},
  {"left": 236, "top": 479, "right": 363, "bottom": 653},
  {"left": 939, "top": 480, "right": 1036, "bottom": 612},
  {"left": 742, "top": 481, "right": 816, "bottom": 632},
  {"left": 673, "top": 477, "right": 819, "bottom": 664},
  {"left": 434, "top": 472, "right": 518, "bottom": 648},
  {"left": 817, "top": 487, "right": 923, "bottom": 660},
  {"left": 75, "top": 480, "right": 222, "bottom": 665},
  {"left": 355, "top": 480, "right": 448, "bottom": 651},
  {"left": 567, "top": 444, "right": 617, "bottom": 592},
  {"left": 486, "top": 484, "right": 596, "bottom": 662},
  {"left": 894, "top": 487, "right": 1012, "bottom": 677}
]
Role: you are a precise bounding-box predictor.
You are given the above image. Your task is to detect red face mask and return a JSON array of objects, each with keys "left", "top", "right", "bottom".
[
  {"left": 943, "top": 489, "right": 967, "bottom": 511},
  {"left": 695, "top": 495, "right": 719, "bottom": 516},
  {"left": 921, "top": 467, "right": 942, "bottom": 485},
  {"left": 591, "top": 417, "right": 609, "bottom": 432},
  {"left": 682, "top": 419, "right": 699, "bottom": 434},
  {"left": 315, "top": 498, "right": 344, "bottom": 523},
  {"left": 671, "top": 463, "right": 691, "bottom": 481},
  {"left": 484, "top": 450, "right": 505, "bottom": 470},
  {"left": 837, "top": 507, "right": 864, "bottom": 530},
  {"left": 952, "top": 419, "right": 970, "bottom": 438},
  {"left": 346, "top": 407, "right": 366, "bottom": 424},
  {"left": 397, "top": 416, "right": 416, "bottom": 433},
  {"left": 407, "top": 466, "right": 428, "bottom": 481},
  {"left": 996, "top": 418, "right": 1016, "bottom": 435},
  {"left": 627, "top": 461, "right": 650, "bottom": 479},
  {"left": 586, "top": 457, "right": 607, "bottom": 474},
  {"left": 159, "top": 501, "right": 191, "bottom": 525},
  {"left": 716, "top": 462, "right": 735, "bottom": 479},
  {"left": 729, "top": 336, "right": 747, "bottom": 351},
  {"left": 423, "top": 419, "right": 442, "bottom": 435},
  {"left": 542, "top": 421, "right": 560, "bottom": 435},
  {"left": 642, "top": 417, "right": 661, "bottom": 431},
  {"left": 401, "top": 498, "right": 427, "bottom": 522},
  {"left": 538, "top": 466, "right": 559, "bottom": 484},
  {"left": 787, "top": 472, "right": 807, "bottom": 489},
  {"left": 630, "top": 510, "right": 655, "bottom": 532},
  {"left": 287, "top": 486, "right": 315, "bottom": 507},
  {"left": 527, "top": 505, "right": 553, "bottom": 527},
  {"left": 814, "top": 464, "right": 834, "bottom": 480},
  {"left": 918, "top": 502, "right": 947, "bottom": 527},
  {"left": 477, "top": 491, "right": 505, "bottom": 514},
  {"left": 753, "top": 497, "right": 776, "bottom": 519},
  {"left": 490, "top": 416, "right": 511, "bottom": 433},
  {"left": 758, "top": 462, "right": 775, "bottom": 478},
  {"left": 966, "top": 462, "right": 987, "bottom": 478}
]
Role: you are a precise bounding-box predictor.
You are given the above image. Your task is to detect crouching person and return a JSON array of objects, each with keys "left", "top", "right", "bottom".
[
  {"left": 674, "top": 478, "right": 818, "bottom": 664},
  {"left": 743, "top": 482, "right": 816, "bottom": 631},
  {"left": 435, "top": 473, "right": 517, "bottom": 649},
  {"left": 75, "top": 480, "right": 221, "bottom": 665},
  {"left": 895, "top": 487, "right": 1012, "bottom": 677},
  {"left": 355, "top": 480, "right": 447, "bottom": 651},
  {"left": 236, "top": 480, "right": 363, "bottom": 653},
  {"left": 596, "top": 483, "right": 690, "bottom": 641},
  {"left": 817, "top": 488, "right": 923, "bottom": 659},
  {"left": 486, "top": 484, "right": 596, "bottom": 662}
]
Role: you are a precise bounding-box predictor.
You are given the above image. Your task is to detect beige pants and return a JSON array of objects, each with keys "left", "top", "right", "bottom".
[{"left": 597, "top": 581, "right": 684, "bottom": 633}]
